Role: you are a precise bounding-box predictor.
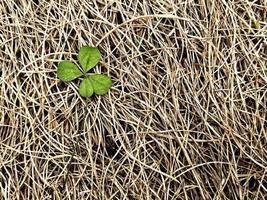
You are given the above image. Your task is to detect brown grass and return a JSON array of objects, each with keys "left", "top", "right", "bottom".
[{"left": 0, "top": 0, "right": 267, "bottom": 199}]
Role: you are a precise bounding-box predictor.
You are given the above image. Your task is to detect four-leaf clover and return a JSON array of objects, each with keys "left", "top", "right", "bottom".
[{"left": 57, "top": 46, "right": 112, "bottom": 97}]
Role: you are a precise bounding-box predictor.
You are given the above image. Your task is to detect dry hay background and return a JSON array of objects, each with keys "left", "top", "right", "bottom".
[{"left": 0, "top": 0, "right": 267, "bottom": 199}]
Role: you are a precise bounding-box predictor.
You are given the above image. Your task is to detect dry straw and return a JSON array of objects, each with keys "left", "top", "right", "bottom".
[{"left": 0, "top": 0, "right": 267, "bottom": 199}]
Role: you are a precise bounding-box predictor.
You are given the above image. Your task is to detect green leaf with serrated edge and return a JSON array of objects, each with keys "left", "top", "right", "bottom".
[
  {"left": 79, "top": 77, "right": 94, "bottom": 97},
  {"left": 57, "top": 61, "right": 83, "bottom": 81},
  {"left": 90, "top": 74, "right": 112, "bottom": 95},
  {"left": 78, "top": 46, "right": 100, "bottom": 73}
]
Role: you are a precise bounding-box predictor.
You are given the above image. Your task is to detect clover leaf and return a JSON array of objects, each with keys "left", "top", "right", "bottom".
[
  {"left": 78, "top": 46, "right": 100, "bottom": 73},
  {"left": 57, "top": 46, "right": 112, "bottom": 98},
  {"left": 57, "top": 61, "right": 83, "bottom": 81},
  {"left": 89, "top": 74, "right": 112, "bottom": 95},
  {"left": 79, "top": 77, "right": 94, "bottom": 97}
]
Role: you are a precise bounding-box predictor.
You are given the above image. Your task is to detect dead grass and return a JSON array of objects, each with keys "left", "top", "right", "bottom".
[{"left": 0, "top": 0, "right": 267, "bottom": 199}]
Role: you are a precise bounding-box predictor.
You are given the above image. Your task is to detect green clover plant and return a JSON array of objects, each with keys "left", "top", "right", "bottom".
[{"left": 57, "top": 46, "right": 112, "bottom": 97}]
